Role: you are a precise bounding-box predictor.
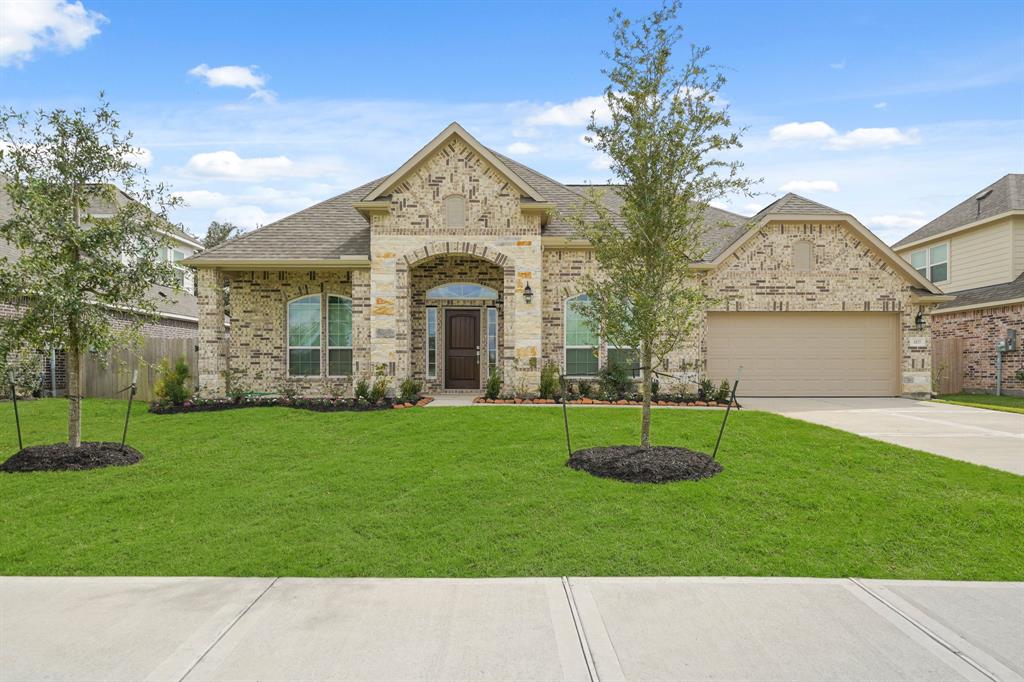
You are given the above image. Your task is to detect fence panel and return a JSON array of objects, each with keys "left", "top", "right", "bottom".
[
  {"left": 81, "top": 337, "right": 197, "bottom": 402},
  {"left": 932, "top": 337, "right": 963, "bottom": 395}
]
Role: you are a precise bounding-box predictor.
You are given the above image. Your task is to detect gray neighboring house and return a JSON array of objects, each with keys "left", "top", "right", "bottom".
[{"left": 0, "top": 188, "right": 203, "bottom": 396}]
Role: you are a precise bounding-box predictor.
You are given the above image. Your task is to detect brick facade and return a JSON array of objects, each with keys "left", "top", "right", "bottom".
[{"left": 933, "top": 304, "right": 1024, "bottom": 395}]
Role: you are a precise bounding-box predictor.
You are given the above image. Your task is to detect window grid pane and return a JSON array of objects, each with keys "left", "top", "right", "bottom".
[
  {"left": 910, "top": 251, "right": 926, "bottom": 269},
  {"left": 426, "top": 283, "right": 498, "bottom": 300},
  {"left": 327, "top": 297, "right": 352, "bottom": 347},
  {"left": 929, "top": 244, "right": 948, "bottom": 263},
  {"left": 487, "top": 307, "right": 497, "bottom": 367},
  {"left": 328, "top": 349, "right": 352, "bottom": 376},
  {"left": 930, "top": 262, "right": 948, "bottom": 283},
  {"left": 288, "top": 296, "right": 321, "bottom": 347},
  {"left": 566, "top": 348, "right": 599, "bottom": 376},
  {"left": 426, "top": 307, "right": 437, "bottom": 378},
  {"left": 289, "top": 349, "right": 320, "bottom": 377},
  {"left": 566, "top": 296, "right": 598, "bottom": 347},
  {"left": 608, "top": 348, "right": 640, "bottom": 378}
]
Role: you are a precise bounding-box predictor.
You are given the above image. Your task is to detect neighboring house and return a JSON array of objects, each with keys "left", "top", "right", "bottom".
[
  {"left": 186, "top": 123, "right": 947, "bottom": 399},
  {"left": 0, "top": 187, "right": 203, "bottom": 396},
  {"left": 893, "top": 174, "right": 1024, "bottom": 395}
]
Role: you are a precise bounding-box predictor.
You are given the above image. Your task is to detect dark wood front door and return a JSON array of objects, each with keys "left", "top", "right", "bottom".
[{"left": 445, "top": 309, "right": 480, "bottom": 389}]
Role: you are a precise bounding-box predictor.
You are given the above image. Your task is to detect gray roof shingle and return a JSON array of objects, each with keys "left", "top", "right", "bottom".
[
  {"left": 936, "top": 272, "right": 1024, "bottom": 310},
  {"left": 754, "top": 193, "right": 843, "bottom": 218},
  {"left": 892, "top": 174, "right": 1024, "bottom": 249}
]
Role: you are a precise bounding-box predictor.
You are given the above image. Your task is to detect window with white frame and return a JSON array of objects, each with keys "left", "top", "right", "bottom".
[
  {"left": 163, "top": 246, "right": 194, "bottom": 293},
  {"left": 565, "top": 294, "right": 599, "bottom": 376},
  {"left": 426, "top": 283, "right": 498, "bottom": 300},
  {"left": 287, "top": 295, "right": 321, "bottom": 376},
  {"left": 910, "top": 243, "right": 948, "bottom": 283},
  {"left": 487, "top": 307, "right": 498, "bottom": 369},
  {"left": 607, "top": 345, "right": 640, "bottom": 378},
  {"left": 426, "top": 307, "right": 437, "bottom": 378},
  {"left": 327, "top": 295, "right": 353, "bottom": 376}
]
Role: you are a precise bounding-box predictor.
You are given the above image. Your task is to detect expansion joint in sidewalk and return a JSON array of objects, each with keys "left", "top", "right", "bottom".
[{"left": 561, "top": 577, "right": 600, "bottom": 682}]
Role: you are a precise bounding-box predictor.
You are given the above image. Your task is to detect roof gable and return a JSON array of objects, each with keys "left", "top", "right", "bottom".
[
  {"left": 892, "top": 174, "right": 1024, "bottom": 249},
  {"left": 364, "top": 123, "right": 545, "bottom": 202}
]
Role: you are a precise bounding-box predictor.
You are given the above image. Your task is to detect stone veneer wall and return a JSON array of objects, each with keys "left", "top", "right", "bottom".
[
  {"left": 369, "top": 137, "right": 543, "bottom": 388},
  {"left": 409, "top": 254, "right": 504, "bottom": 391},
  {"left": 198, "top": 268, "right": 370, "bottom": 397},
  {"left": 541, "top": 221, "right": 934, "bottom": 396},
  {"left": 933, "top": 303, "right": 1024, "bottom": 395}
]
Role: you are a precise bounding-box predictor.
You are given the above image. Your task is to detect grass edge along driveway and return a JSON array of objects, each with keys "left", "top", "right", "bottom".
[
  {"left": 933, "top": 393, "right": 1024, "bottom": 414},
  {"left": 1, "top": 399, "right": 1021, "bottom": 580}
]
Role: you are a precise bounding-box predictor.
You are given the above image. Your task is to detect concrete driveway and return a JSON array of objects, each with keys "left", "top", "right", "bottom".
[
  {"left": 742, "top": 397, "right": 1024, "bottom": 475},
  {"left": 2, "top": 576, "right": 1022, "bottom": 681}
]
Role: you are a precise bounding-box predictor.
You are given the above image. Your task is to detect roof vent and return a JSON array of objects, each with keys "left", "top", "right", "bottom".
[{"left": 974, "top": 188, "right": 992, "bottom": 215}]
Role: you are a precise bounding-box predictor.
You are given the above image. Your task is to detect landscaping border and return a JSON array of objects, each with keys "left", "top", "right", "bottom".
[
  {"left": 474, "top": 397, "right": 739, "bottom": 408},
  {"left": 149, "top": 396, "right": 434, "bottom": 415}
]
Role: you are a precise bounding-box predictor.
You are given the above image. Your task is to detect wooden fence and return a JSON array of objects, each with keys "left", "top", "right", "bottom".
[
  {"left": 931, "top": 337, "right": 963, "bottom": 395},
  {"left": 81, "top": 337, "right": 197, "bottom": 402}
]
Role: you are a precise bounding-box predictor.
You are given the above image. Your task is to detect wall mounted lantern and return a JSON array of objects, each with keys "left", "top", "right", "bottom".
[
  {"left": 523, "top": 282, "right": 534, "bottom": 304},
  {"left": 914, "top": 308, "right": 925, "bottom": 330}
]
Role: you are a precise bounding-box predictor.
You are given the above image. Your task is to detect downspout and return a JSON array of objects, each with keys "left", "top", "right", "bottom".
[
  {"left": 49, "top": 348, "right": 57, "bottom": 397},
  {"left": 996, "top": 346, "right": 1003, "bottom": 397}
]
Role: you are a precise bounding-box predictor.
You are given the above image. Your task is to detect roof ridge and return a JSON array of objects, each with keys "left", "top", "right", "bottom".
[{"left": 196, "top": 177, "right": 385, "bottom": 258}]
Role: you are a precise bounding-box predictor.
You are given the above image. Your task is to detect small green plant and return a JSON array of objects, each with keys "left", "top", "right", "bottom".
[
  {"left": 651, "top": 376, "right": 660, "bottom": 398},
  {"left": 399, "top": 377, "right": 422, "bottom": 403},
  {"left": 599, "top": 359, "right": 633, "bottom": 401},
  {"left": 539, "top": 362, "right": 560, "bottom": 399},
  {"left": 370, "top": 364, "right": 391, "bottom": 403},
  {"left": 222, "top": 368, "right": 247, "bottom": 402},
  {"left": 2, "top": 347, "right": 44, "bottom": 398},
  {"left": 355, "top": 378, "right": 370, "bottom": 402},
  {"left": 697, "top": 377, "right": 714, "bottom": 401},
  {"left": 715, "top": 379, "right": 732, "bottom": 403},
  {"left": 277, "top": 381, "right": 298, "bottom": 401},
  {"left": 485, "top": 367, "right": 502, "bottom": 400},
  {"left": 155, "top": 356, "right": 192, "bottom": 405},
  {"left": 1015, "top": 368, "right": 1024, "bottom": 382},
  {"left": 576, "top": 379, "right": 593, "bottom": 398}
]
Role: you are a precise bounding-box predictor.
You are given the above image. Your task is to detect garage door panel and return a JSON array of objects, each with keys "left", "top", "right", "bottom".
[{"left": 706, "top": 312, "right": 899, "bottom": 397}]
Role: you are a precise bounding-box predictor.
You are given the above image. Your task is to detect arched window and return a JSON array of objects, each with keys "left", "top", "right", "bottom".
[
  {"left": 287, "top": 295, "right": 321, "bottom": 376},
  {"left": 444, "top": 195, "right": 466, "bottom": 228},
  {"left": 792, "top": 240, "right": 813, "bottom": 272},
  {"left": 426, "top": 283, "right": 498, "bottom": 300},
  {"left": 565, "top": 294, "right": 599, "bottom": 376},
  {"left": 327, "top": 295, "right": 352, "bottom": 376}
]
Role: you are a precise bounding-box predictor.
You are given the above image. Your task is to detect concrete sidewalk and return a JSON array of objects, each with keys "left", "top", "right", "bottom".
[{"left": 2, "top": 577, "right": 1021, "bottom": 681}]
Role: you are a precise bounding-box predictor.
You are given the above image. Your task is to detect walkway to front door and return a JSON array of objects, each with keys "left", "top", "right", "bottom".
[{"left": 445, "top": 309, "right": 480, "bottom": 389}]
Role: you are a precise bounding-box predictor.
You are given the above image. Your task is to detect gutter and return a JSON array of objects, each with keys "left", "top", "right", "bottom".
[{"left": 182, "top": 256, "right": 371, "bottom": 270}]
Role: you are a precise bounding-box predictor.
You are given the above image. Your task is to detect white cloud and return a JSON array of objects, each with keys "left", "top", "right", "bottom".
[
  {"left": 709, "top": 199, "right": 729, "bottom": 210},
  {"left": 505, "top": 142, "right": 538, "bottom": 155},
  {"left": 866, "top": 213, "right": 927, "bottom": 230},
  {"left": 589, "top": 154, "right": 613, "bottom": 170},
  {"left": 769, "top": 120, "right": 920, "bottom": 149},
  {"left": 874, "top": 101, "right": 888, "bottom": 109},
  {"left": 829, "top": 60, "right": 846, "bottom": 70},
  {"left": 780, "top": 179, "right": 839, "bottom": 193},
  {"left": 744, "top": 201, "right": 769, "bottom": 213},
  {"left": 527, "top": 95, "right": 610, "bottom": 127},
  {"left": 188, "top": 64, "right": 275, "bottom": 103},
  {"left": 174, "top": 190, "right": 230, "bottom": 209},
  {"left": 213, "top": 205, "right": 284, "bottom": 229},
  {"left": 1, "top": 0, "right": 105, "bottom": 66},
  {"left": 124, "top": 146, "right": 152, "bottom": 167},
  {"left": 185, "top": 150, "right": 293, "bottom": 181}
]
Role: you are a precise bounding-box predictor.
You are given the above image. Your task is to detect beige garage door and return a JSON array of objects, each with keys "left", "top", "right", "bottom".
[{"left": 706, "top": 312, "right": 900, "bottom": 396}]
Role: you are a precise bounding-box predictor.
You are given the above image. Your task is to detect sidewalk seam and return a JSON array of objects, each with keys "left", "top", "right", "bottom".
[
  {"left": 561, "top": 576, "right": 599, "bottom": 682},
  {"left": 848, "top": 578, "right": 1001, "bottom": 682},
  {"left": 175, "top": 576, "right": 279, "bottom": 682}
]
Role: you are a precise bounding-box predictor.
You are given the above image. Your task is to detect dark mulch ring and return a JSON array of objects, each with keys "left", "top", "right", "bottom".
[
  {"left": 1, "top": 441, "right": 143, "bottom": 473},
  {"left": 567, "top": 445, "right": 723, "bottom": 484}
]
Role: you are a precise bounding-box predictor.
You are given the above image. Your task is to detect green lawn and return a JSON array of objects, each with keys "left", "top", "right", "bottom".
[
  {"left": 934, "top": 393, "right": 1024, "bottom": 414},
  {"left": 1, "top": 399, "right": 1021, "bottom": 580}
]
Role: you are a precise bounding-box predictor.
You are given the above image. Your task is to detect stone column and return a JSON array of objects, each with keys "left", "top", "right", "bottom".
[
  {"left": 351, "top": 268, "right": 372, "bottom": 387},
  {"left": 196, "top": 267, "right": 227, "bottom": 396},
  {"left": 511, "top": 247, "right": 544, "bottom": 390}
]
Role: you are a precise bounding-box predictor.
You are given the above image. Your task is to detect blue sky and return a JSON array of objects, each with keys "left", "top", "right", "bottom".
[{"left": 2, "top": 0, "right": 1022, "bottom": 243}]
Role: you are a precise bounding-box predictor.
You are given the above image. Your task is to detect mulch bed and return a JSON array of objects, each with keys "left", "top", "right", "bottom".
[
  {"left": 567, "top": 445, "right": 723, "bottom": 484},
  {"left": 475, "top": 397, "right": 738, "bottom": 408},
  {"left": 150, "top": 396, "right": 433, "bottom": 415},
  {"left": 1, "top": 441, "right": 143, "bottom": 473}
]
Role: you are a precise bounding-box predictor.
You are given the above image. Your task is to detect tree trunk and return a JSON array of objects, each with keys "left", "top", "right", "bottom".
[
  {"left": 640, "top": 345, "right": 653, "bottom": 448},
  {"left": 67, "top": 342, "right": 81, "bottom": 448}
]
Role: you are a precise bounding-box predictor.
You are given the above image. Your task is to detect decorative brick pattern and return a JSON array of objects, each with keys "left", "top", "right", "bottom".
[{"left": 933, "top": 304, "right": 1024, "bottom": 395}]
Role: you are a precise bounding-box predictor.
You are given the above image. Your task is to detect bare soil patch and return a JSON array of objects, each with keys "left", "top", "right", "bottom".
[
  {"left": 567, "top": 445, "right": 722, "bottom": 483},
  {"left": 1, "top": 442, "right": 142, "bottom": 473}
]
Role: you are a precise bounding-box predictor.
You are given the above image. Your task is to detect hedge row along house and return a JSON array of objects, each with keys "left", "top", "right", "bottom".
[
  {"left": 893, "top": 174, "right": 1024, "bottom": 396},
  {"left": 186, "top": 123, "right": 948, "bottom": 398}
]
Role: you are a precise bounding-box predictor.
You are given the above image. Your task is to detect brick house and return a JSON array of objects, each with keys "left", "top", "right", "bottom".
[
  {"left": 0, "top": 188, "right": 203, "bottom": 396},
  {"left": 187, "top": 123, "right": 947, "bottom": 398},
  {"left": 893, "top": 174, "right": 1024, "bottom": 396}
]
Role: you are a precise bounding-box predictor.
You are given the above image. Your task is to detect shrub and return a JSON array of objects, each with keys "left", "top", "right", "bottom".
[
  {"left": 277, "top": 380, "right": 299, "bottom": 401},
  {"left": 1016, "top": 368, "right": 1024, "bottom": 382},
  {"left": 485, "top": 367, "right": 502, "bottom": 400},
  {"left": 651, "top": 377, "right": 660, "bottom": 398},
  {"left": 599, "top": 360, "right": 633, "bottom": 401},
  {"left": 355, "top": 378, "right": 370, "bottom": 402},
  {"left": 155, "top": 356, "right": 192, "bottom": 405},
  {"left": 539, "top": 362, "right": 560, "bottom": 399},
  {"left": 576, "top": 379, "right": 593, "bottom": 398},
  {"left": 369, "top": 364, "right": 391, "bottom": 403},
  {"left": 399, "top": 377, "right": 422, "bottom": 403},
  {"left": 697, "top": 377, "right": 714, "bottom": 401},
  {"left": 714, "top": 379, "right": 732, "bottom": 403},
  {"left": 222, "top": 368, "right": 247, "bottom": 402},
  {"left": 2, "top": 348, "right": 44, "bottom": 398}
]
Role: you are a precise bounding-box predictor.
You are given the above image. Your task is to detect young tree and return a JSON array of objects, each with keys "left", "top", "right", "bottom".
[
  {"left": 569, "top": 2, "right": 756, "bottom": 447},
  {"left": 203, "top": 220, "right": 240, "bottom": 249},
  {"left": 0, "top": 95, "right": 180, "bottom": 447}
]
